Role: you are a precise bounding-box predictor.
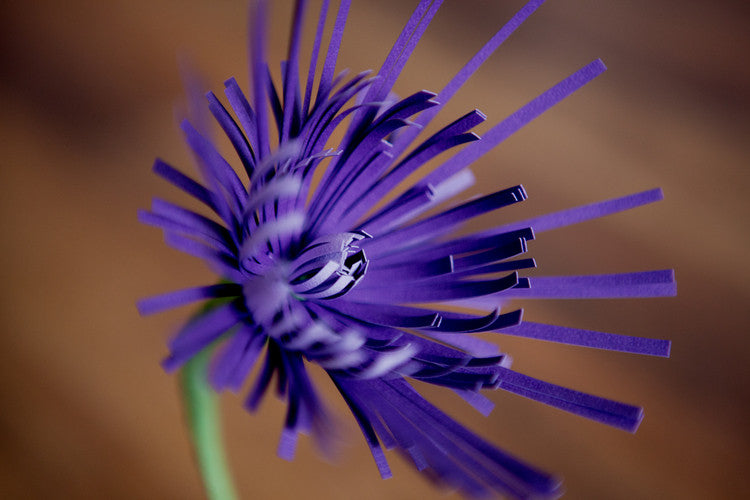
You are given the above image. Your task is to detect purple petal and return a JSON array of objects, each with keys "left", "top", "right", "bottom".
[
  {"left": 500, "top": 321, "right": 671, "bottom": 357},
  {"left": 137, "top": 283, "right": 241, "bottom": 316}
]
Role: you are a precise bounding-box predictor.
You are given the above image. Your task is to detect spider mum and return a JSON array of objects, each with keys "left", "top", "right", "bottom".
[{"left": 139, "top": 0, "right": 674, "bottom": 497}]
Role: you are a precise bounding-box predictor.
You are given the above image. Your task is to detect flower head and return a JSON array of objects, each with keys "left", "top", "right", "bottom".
[{"left": 139, "top": 0, "right": 674, "bottom": 497}]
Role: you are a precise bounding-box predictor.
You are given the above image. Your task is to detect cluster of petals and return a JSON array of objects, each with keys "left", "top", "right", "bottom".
[{"left": 139, "top": 0, "right": 673, "bottom": 497}]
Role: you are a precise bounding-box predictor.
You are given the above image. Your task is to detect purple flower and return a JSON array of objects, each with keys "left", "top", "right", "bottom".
[{"left": 139, "top": 0, "right": 674, "bottom": 497}]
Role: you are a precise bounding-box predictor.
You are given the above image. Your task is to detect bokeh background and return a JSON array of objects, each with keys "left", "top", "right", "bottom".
[{"left": 2, "top": 0, "right": 748, "bottom": 498}]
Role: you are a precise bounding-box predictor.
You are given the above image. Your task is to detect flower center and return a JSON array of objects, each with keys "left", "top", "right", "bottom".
[{"left": 242, "top": 231, "right": 370, "bottom": 326}]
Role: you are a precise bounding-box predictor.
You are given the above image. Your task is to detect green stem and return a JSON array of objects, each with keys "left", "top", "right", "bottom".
[{"left": 180, "top": 347, "right": 238, "bottom": 500}]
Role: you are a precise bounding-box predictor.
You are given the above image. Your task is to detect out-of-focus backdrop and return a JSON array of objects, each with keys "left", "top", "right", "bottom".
[{"left": 1, "top": 1, "right": 748, "bottom": 498}]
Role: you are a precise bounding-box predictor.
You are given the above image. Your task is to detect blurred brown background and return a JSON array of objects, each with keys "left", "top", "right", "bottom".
[{"left": 1, "top": 0, "right": 748, "bottom": 498}]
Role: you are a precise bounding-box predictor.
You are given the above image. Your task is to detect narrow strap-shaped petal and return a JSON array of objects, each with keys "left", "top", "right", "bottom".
[
  {"left": 495, "top": 187, "right": 664, "bottom": 234},
  {"left": 266, "top": 64, "right": 284, "bottom": 138},
  {"left": 316, "top": 0, "right": 351, "bottom": 103},
  {"left": 244, "top": 342, "right": 280, "bottom": 411},
  {"left": 451, "top": 388, "right": 496, "bottom": 417},
  {"left": 302, "top": 0, "right": 329, "bottom": 117},
  {"left": 250, "top": 0, "right": 271, "bottom": 158},
  {"left": 281, "top": 0, "right": 308, "bottom": 141},
  {"left": 501, "top": 270, "right": 677, "bottom": 299},
  {"left": 499, "top": 321, "right": 671, "bottom": 356},
  {"left": 495, "top": 367, "right": 644, "bottom": 432},
  {"left": 277, "top": 353, "right": 302, "bottom": 460},
  {"left": 137, "top": 283, "right": 241, "bottom": 315}
]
